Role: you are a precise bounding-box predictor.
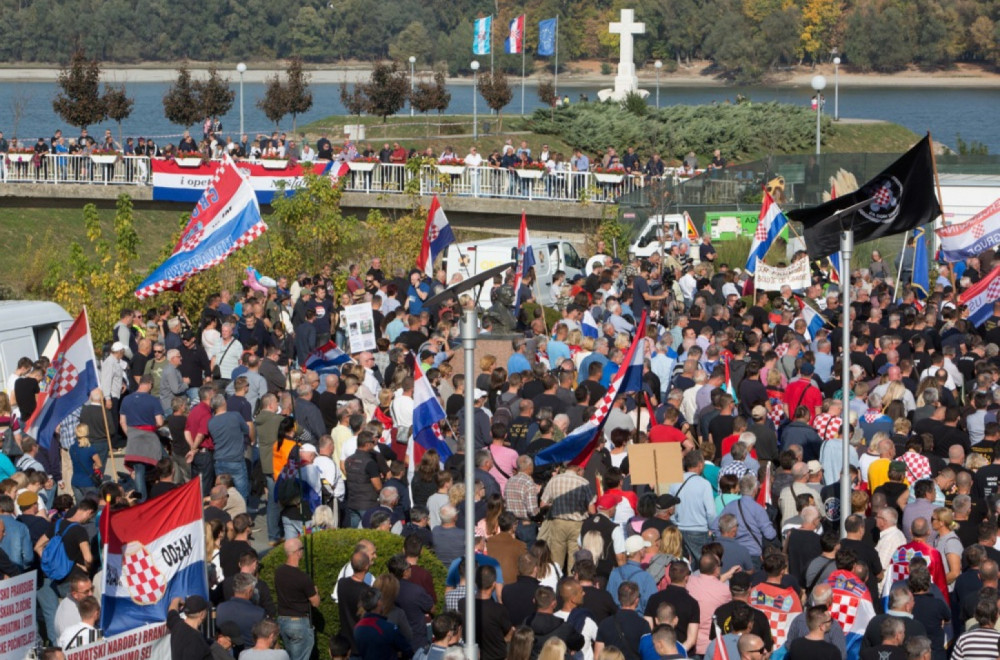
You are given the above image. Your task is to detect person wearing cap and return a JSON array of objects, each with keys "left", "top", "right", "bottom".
[
  {"left": 580, "top": 492, "right": 627, "bottom": 577},
  {"left": 642, "top": 493, "right": 680, "bottom": 536},
  {"left": 100, "top": 341, "right": 127, "bottom": 443},
  {"left": 606, "top": 536, "right": 658, "bottom": 612},
  {"left": 167, "top": 594, "right": 212, "bottom": 659}
]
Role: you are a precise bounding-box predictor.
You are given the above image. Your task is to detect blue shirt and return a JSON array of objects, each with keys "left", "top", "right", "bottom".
[
  {"left": 507, "top": 352, "right": 531, "bottom": 376},
  {"left": 713, "top": 495, "right": 776, "bottom": 556},
  {"left": 547, "top": 339, "right": 571, "bottom": 367},
  {"left": 0, "top": 514, "right": 31, "bottom": 570},
  {"left": 407, "top": 282, "right": 431, "bottom": 315},
  {"left": 640, "top": 635, "right": 687, "bottom": 660},
  {"left": 579, "top": 352, "right": 609, "bottom": 383},
  {"left": 446, "top": 553, "right": 503, "bottom": 587},
  {"left": 607, "top": 560, "right": 658, "bottom": 613},
  {"left": 670, "top": 472, "right": 716, "bottom": 531},
  {"left": 354, "top": 612, "right": 412, "bottom": 659},
  {"left": 207, "top": 411, "right": 250, "bottom": 462},
  {"left": 600, "top": 360, "right": 619, "bottom": 388},
  {"left": 120, "top": 391, "right": 163, "bottom": 426}
]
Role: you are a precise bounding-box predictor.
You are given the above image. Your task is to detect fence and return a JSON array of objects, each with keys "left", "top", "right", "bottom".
[{"left": 0, "top": 154, "right": 645, "bottom": 204}]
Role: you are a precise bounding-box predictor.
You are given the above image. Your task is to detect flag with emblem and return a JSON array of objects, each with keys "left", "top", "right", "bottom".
[
  {"left": 24, "top": 308, "right": 99, "bottom": 449},
  {"left": 512, "top": 212, "right": 536, "bottom": 313},
  {"left": 936, "top": 197, "right": 1000, "bottom": 262},
  {"left": 535, "top": 312, "right": 647, "bottom": 466},
  {"left": 800, "top": 304, "right": 827, "bottom": 342},
  {"left": 959, "top": 263, "right": 1000, "bottom": 327},
  {"left": 790, "top": 134, "right": 941, "bottom": 261},
  {"left": 882, "top": 541, "right": 949, "bottom": 606},
  {"left": 749, "top": 581, "right": 802, "bottom": 649},
  {"left": 303, "top": 340, "right": 351, "bottom": 373},
  {"left": 101, "top": 478, "right": 208, "bottom": 636},
  {"left": 745, "top": 190, "right": 789, "bottom": 275},
  {"left": 412, "top": 357, "right": 453, "bottom": 463},
  {"left": 827, "top": 569, "right": 875, "bottom": 660},
  {"left": 416, "top": 195, "right": 456, "bottom": 278},
  {"left": 136, "top": 153, "right": 267, "bottom": 299},
  {"left": 505, "top": 15, "right": 525, "bottom": 53}
]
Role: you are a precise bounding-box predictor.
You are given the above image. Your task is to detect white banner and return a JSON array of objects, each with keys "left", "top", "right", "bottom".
[
  {"left": 0, "top": 571, "right": 36, "bottom": 657},
  {"left": 344, "top": 302, "right": 377, "bottom": 353},
  {"left": 754, "top": 258, "right": 811, "bottom": 291},
  {"left": 65, "top": 623, "right": 170, "bottom": 660}
]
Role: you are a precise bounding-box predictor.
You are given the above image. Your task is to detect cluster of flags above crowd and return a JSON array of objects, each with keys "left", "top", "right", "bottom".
[{"left": 473, "top": 14, "right": 558, "bottom": 56}]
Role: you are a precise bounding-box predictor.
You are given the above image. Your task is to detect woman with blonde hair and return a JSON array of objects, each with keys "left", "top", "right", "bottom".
[
  {"left": 931, "top": 507, "right": 962, "bottom": 586},
  {"left": 575, "top": 336, "right": 594, "bottom": 370},
  {"left": 311, "top": 504, "right": 337, "bottom": 530},
  {"left": 70, "top": 423, "right": 102, "bottom": 502},
  {"left": 597, "top": 647, "right": 626, "bottom": 660},
  {"left": 537, "top": 637, "right": 567, "bottom": 660},
  {"left": 477, "top": 355, "right": 497, "bottom": 391}
]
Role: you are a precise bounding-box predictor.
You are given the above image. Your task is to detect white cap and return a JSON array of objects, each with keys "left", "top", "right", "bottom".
[
  {"left": 624, "top": 535, "right": 651, "bottom": 555},
  {"left": 473, "top": 388, "right": 488, "bottom": 400},
  {"left": 300, "top": 443, "right": 318, "bottom": 454},
  {"left": 111, "top": 341, "right": 126, "bottom": 353}
]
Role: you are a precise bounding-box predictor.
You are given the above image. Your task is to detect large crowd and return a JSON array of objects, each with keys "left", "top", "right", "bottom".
[{"left": 7, "top": 234, "right": 1000, "bottom": 660}]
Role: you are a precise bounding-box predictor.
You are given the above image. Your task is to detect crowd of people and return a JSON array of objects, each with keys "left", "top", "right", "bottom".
[{"left": 6, "top": 232, "right": 1000, "bottom": 660}]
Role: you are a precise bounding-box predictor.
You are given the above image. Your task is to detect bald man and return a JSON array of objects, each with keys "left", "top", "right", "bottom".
[{"left": 274, "top": 537, "right": 320, "bottom": 660}]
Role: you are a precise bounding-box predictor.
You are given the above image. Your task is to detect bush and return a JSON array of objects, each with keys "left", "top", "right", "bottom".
[{"left": 260, "top": 529, "right": 448, "bottom": 652}]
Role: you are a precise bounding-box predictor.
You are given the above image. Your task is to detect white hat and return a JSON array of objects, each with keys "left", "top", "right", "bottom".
[
  {"left": 624, "top": 535, "right": 651, "bottom": 555},
  {"left": 111, "top": 341, "right": 126, "bottom": 353},
  {"left": 300, "top": 443, "right": 318, "bottom": 454},
  {"left": 473, "top": 388, "right": 488, "bottom": 400}
]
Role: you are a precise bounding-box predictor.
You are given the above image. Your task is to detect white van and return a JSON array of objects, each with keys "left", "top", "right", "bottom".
[
  {"left": 442, "top": 237, "right": 586, "bottom": 305},
  {"left": 0, "top": 301, "right": 74, "bottom": 383},
  {"left": 629, "top": 213, "right": 702, "bottom": 264}
]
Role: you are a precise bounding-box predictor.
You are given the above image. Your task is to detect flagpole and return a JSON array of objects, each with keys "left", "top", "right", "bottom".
[
  {"left": 927, "top": 132, "right": 953, "bottom": 290},
  {"left": 839, "top": 229, "right": 852, "bottom": 538},
  {"left": 490, "top": 14, "right": 494, "bottom": 75},
  {"left": 84, "top": 307, "right": 119, "bottom": 480},
  {"left": 554, "top": 16, "right": 559, "bottom": 99},
  {"left": 893, "top": 230, "right": 908, "bottom": 301},
  {"left": 521, "top": 32, "right": 526, "bottom": 116}
]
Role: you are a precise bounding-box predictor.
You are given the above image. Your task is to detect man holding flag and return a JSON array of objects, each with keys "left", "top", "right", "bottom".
[{"left": 512, "top": 212, "right": 536, "bottom": 314}]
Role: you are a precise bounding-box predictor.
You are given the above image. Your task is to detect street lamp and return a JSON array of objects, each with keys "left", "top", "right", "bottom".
[
  {"left": 654, "top": 60, "right": 662, "bottom": 109},
  {"left": 471, "top": 60, "right": 480, "bottom": 141},
  {"left": 409, "top": 56, "right": 416, "bottom": 117},
  {"left": 236, "top": 62, "right": 247, "bottom": 137},
  {"left": 811, "top": 74, "right": 826, "bottom": 156},
  {"left": 833, "top": 56, "right": 841, "bottom": 121}
]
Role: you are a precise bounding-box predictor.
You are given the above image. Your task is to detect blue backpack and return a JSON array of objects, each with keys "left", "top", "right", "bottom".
[{"left": 40, "top": 520, "right": 78, "bottom": 581}]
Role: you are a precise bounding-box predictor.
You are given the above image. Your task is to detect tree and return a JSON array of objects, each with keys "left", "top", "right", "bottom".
[
  {"left": 340, "top": 82, "right": 366, "bottom": 118},
  {"left": 284, "top": 57, "right": 313, "bottom": 133},
  {"left": 103, "top": 83, "right": 134, "bottom": 145},
  {"left": 163, "top": 64, "right": 202, "bottom": 128},
  {"left": 430, "top": 72, "right": 450, "bottom": 114},
  {"left": 52, "top": 50, "right": 107, "bottom": 129},
  {"left": 477, "top": 68, "right": 513, "bottom": 131},
  {"left": 410, "top": 72, "right": 451, "bottom": 134},
  {"left": 361, "top": 61, "right": 409, "bottom": 122},
  {"left": 388, "top": 20, "right": 434, "bottom": 64},
  {"left": 194, "top": 67, "right": 235, "bottom": 121},
  {"left": 800, "top": 0, "right": 843, "bottom": 64},
  {"left": 258, "top": 74, "right": 287, "bottom": 127},
  {"left": 538, "top": 80, "right": 557, "bottom": 107}
]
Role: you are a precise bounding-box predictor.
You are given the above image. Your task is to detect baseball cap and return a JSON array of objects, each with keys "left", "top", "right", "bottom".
[
  {"left": 473, "top": 388, "right": 488, "bottom": 400},
  {"left": 889, "top": 460, "right": 906, "bottom": 472},
  {"left": 799, "top": 362, "right": 815, "bottom": 376},
  {"left": 300, "top": 443, "right": 318, "bottom": 454},
  {"left": 182, "top": 595, "right": 209, "bottom": 615},
  {"left": 597, "top": 492, "right": 623, "bottom": 511},
  {"left": 16, "top": 491, "right": 37, "bottom": 508},
  {"left": 111, "top": 341, "right": 126, "bottom": 353},
  {"left": 729, "top": 572, "right": 752, "bottom": 593},
  {"left": 806, "top": 460, "right": 823, "bottom": 474},
  {"left": 656, "top": 494, "right": 681, "bottom": 510},
  {"left": 624, "top": 535, "right": 652, "bottom": 555},
  {"left": 877, "top": 363, "right": 891, "bottom": 376},
  {"left": 751, "top": 405, "right": 767, "bottom": 420}
]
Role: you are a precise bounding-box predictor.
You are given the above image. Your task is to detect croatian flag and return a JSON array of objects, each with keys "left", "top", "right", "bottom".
[
  {"left": 936, "top": 197, "right": 1000, "bottom": 261},
  {"left": 303, "top": 340, "right": 351, "bottom": 372},
  {"left": 828, "top": 252, "right": 842, "bottom": 284},
  {"left": 756, "top": 462, "right": 772, "bottom": 507},
  {"left": 959, "top": 263, "right": 1000, "bottom": 327},
  {"left": 581, "top": 311, "right": 600, "bottom": 339},
  {"left": 416, "top": 195, "right": 456, "bottom": 278},
  {"left": 801, "top": 304, "right": 827, "bottom": 341},
  {"left": 505, "top": 15, "right": 525, "bottom": 54},
  {"left": 137, "top": 154, "right": 267, "bottom": 299},
  {"left": 512, "top": 212, "right": 536, "bottom": 312},
  {"left": 827, "top": 569, "right": 876, "bottom": 660},
  {"left": 745, "top": 191, "right": 788, "bottom": 275},
  {"left": 24, "top": 309, "right": 99, "bottom": 449},
  {"left": 536, "top": 312, "right": 646, "bottom": 466},
  {"left": 723, "top": 355, "right": 738, "bottom": 405},
  {"left": 412, "top": 359, "right": 453, "bottom": 462},
  {"left": 101, "top": 478, "right": 208, "bottom": 636}
]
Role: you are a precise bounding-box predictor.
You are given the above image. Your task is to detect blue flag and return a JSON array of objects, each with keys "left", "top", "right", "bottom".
[
  {"left": 473, "top": 16, "right": 491, "bottom": 55},
  {"left": 912, "top": 227, "right": 929, "bottom": 299},
  {"left": 538, "top": 18, "right": 557, "bottom": 56}
]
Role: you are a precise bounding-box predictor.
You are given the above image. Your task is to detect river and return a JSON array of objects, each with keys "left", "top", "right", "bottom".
[{"left": 0, "top": 81, "right": 997, "bottom": 153}]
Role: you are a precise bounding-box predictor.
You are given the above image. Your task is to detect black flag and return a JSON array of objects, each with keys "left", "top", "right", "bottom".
[{"left": 789, "top": 134, "right": 941, "bottom": 261}]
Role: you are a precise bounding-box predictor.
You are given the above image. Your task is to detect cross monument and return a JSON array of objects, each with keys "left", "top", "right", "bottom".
[{"left": 598, "top": 8, "right": 649, "bottom": 102}]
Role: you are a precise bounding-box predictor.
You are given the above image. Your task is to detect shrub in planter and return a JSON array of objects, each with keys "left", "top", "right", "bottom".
[{"left": 260, "top": 528, "right": 448, "bottom": 652}]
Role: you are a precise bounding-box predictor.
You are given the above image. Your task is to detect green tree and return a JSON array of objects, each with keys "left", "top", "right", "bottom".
[
  {"left": 103, "top": 83, "right": 134, "bottom": 145},
  {"left": 163, "top": 64, "right": 202, "bottom": 128},
  {"left": 257, "top": 74, "right": 287, "bottom": 127},
  {"left": 800, "top": 0, "right": 843, "bottom": 64},
  {"left": 388, "top": 20, "right": 434, "bottom": 64},
  {"left": 52, "top": 50, "right": 107, "bottom": 129},
  {"left": 361, "top": 61, "right": 409, "bottom": 122},
  {"left": 844, "top": 3, "right": 915, "bottom": 72},
  {"left": 194, "top": 67, "right": 235, "bottom": 121},
  {"left": 477, "top": 69, "right": 513, "bottom": 131},
  {"left": 284, "top": 57, "right": 313, "bottom": 133}
]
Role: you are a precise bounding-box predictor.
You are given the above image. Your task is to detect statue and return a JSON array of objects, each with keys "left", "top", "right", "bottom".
[
  {"left": 484, "top": 284, "right": 518, "bottom": 333},
  {"left": 598, "top": 9, "right": 649, "bottom": 102}
]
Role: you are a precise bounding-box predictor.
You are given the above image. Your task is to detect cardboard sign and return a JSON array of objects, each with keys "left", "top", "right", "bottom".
[{"left": 628, "top": 442, "right": 684, "bottom": 493}]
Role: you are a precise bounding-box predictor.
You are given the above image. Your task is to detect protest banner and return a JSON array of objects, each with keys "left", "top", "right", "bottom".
[
  {"left": 65, "top": 622, "right": 170, "bottom": 660},
  {"left": 0, "top": 571, "right": 36, "bottom": 657},
  {"left": 754, "top": 258, "right": 811, "bottom": 291},
  {"left": 345, "top": 302, "right": 376, "bottom": 352}
]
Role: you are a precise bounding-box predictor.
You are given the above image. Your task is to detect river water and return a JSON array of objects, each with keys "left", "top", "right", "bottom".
[{"left": 0, "top": 81, "right": 996, "bottom": 153}]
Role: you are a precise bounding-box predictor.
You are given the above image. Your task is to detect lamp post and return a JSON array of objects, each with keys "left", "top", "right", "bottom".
[
  {"left": 409, "top": 56, "right": 416, "bottom": 117},
  {"left": 236, "top": 62, "right": 247, "bottom": 137},
  {"left": 654, "top": 60, "right": 662, "bottom": 109},
  {"left": 471, "top": 60, "right": 480, "bottom": 141},
  {"left": 461, "top": 309, "right": 478, "bottom": 660},
  {"left": 811, "top": 74, "right": 826, "bottom": 156},
  {"left": 833, "top": 56, "right": 841, "bottom": 121}
]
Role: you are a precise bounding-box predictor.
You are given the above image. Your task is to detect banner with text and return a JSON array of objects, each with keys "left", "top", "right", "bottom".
[
  {"left": 754, "top": 258, "right": 811, "bottom": 291},
  {"left": 65, "top": 623, "right": 170, "bottom": 660},
  {"left": 345, "top": 302, "right": 376, "bottom": 352},
  {"left": 0, "top": 571, "right": 36, "bottom": 658},
  {"left": 151, "top": 159, "right": 332, "bottom": 204}
]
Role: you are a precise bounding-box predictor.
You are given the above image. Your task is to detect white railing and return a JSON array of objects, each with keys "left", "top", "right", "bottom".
[{"left": 0, "top": 154, "right": 644, "bottom": 203}]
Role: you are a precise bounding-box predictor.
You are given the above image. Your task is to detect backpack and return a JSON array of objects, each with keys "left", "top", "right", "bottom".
[
  {"left": 40, "top": 520, "right": 78, "bottom": 581},
  {"left": 277, "top": 475, "right": 301, "bottom": 508}
]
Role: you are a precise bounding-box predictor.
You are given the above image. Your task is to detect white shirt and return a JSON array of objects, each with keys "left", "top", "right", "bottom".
[
  {"left": 556, "top": 609, "right": 598, "bottom": 660},
  {"left": 54, "top": 596, "right": 82, "bottom": 641},
  {"left": 314, "top": 455, "right": 345, "bottom": 502},
  {"left": 679, "top": 273, "right": 698, "bottom": 300},
  {"left": 464, "top": 152, "right": 483, "bottom": 167},
  {"left": 58, "top": 622, "right": 98, "bottom": 650}
]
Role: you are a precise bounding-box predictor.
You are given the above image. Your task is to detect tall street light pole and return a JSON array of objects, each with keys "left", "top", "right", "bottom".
[
  {"left": 236, "top": 62, "right": 247, "bottom": 137},
  {"left": 409, "top": 56, "right": 416, "bottom": 117},
  {"left": 811, "top": 75, "right": 826, "bottom": 156},
  {"left": 654, "top": 60, "right": 662, "bottom": 109},
  {"left": 471, "top": 61, "right": 480, "bottom": 141},
  {"left": 833, "top": 56, "right": 841, "bottom": 121}
]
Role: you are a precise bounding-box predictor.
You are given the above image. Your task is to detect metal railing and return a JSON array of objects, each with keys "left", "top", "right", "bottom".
[{"left": 0, "top": 154, "right": 644, "bottom": 203}]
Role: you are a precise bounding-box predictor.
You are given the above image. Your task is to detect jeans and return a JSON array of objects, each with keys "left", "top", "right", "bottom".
[
  {"left": 38, "top": 577, "right": 72, "bottom": 644},
  {"left": 282, "top": 517, "right": 303, "bottom": 540},
  {"left": 515, "top": 520, "right": 538, "bottom": 547},
  {"left": 345, "top": 508, "right": 363, "bottom": 529},
  {"left": 134, "top": 462, "right": 148, "bottom": 500},
  {"left": 265, "top": 475, "right": 282, "bottom": 542},
  {"left": 277, "top": 616, "right": 314, "bottom": 660},
  {"left": 91, "top": 441, "right": 110, "bottom": 480},
  {"left": 215, "top": 459, "right": 249, "bottom": 502},
  {"left": 191, "top": 451, "right": 215, "bottom": 497},
  {"left": 681, "top": 529, "right": 711, "bottom": 564}
]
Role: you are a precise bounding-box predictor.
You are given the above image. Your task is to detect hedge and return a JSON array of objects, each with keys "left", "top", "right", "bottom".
[{"left": 260, "top": 529, "right": 449, "bottom": 652}]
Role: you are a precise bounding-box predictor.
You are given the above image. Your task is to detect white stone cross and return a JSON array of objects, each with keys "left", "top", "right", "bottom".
[{"left": 603, "top": 8, "right": 646, "bottom": 100}]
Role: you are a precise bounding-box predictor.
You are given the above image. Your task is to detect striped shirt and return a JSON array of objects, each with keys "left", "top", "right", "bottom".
[
  {"left": 540, "top": 471, "right": 594, "bottom": 521},
  {"left": 504, "top": 472, "right": 540, "bottom": 520},
  {"left": 951, "top": 626, "right": 1000, "bottom": 660}
]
